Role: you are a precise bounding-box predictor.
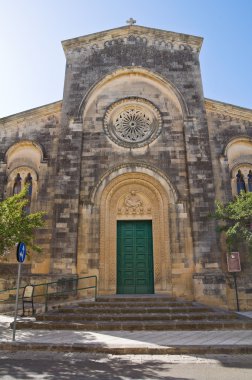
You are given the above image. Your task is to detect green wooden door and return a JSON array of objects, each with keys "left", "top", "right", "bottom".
[{"left": 117, "top": 220, "right": 154, "bottom": 294}]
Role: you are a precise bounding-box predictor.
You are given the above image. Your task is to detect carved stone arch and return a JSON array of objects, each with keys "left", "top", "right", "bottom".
[
  {"left": 4, "top": 140, "right": 45, "bottom": 207},
  {"left": 223, "top": 135, "right": 252, "bottom": 157},
  {"left": 7, "top": 166, "right": 38, "bottom": 181},
  {"left": 97, "top": 171, "right": 175, "bottom": 294},
  {"left": 78, "top": 66, "right": 189, "bottom": 120},
  {"left": 91, "top": 162, "right": 179, "bottom": 205}
]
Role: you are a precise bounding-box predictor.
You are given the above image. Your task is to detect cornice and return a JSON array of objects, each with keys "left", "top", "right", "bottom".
[
  {"left": 62, "top": 25, "right": 203, "bottom": 55},
  {"left": 205, "top": 98, "right": 252, "bottom": 122},
  {"left": 0, "top": 101, "right": 62, "bottom": 125}
]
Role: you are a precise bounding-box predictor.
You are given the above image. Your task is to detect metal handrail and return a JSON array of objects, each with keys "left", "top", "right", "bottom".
[{"left": 0, "top": 275, "right": 97, "bottom": 312}]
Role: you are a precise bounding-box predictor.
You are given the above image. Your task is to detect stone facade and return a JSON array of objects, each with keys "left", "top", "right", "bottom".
[{"left": 1, "top": 25, "right": 252, "bottom": 309}]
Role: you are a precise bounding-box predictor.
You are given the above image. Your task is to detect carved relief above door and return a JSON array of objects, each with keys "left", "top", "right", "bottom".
[{"left": 117, "top": 190, "right": 152, "bottom": 218}]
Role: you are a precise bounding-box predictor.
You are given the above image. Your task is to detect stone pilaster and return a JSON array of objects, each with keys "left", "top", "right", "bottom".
[
  {"left": 183, "top": 116, "right": 227, "bottom": 306},
  {"left": 51, "top": 118, "right": 83, "bottom": 275}
]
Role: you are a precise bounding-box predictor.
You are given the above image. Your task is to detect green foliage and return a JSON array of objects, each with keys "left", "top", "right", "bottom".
[
  {"left": 212, "top": 192, "right": 252, "bottom": 254},
  {"left": 0, "top": 186, "right": 46, "bottom": 256}
]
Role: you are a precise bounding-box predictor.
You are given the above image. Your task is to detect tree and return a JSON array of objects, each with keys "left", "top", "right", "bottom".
[
  {"left": 0, "top": 186, "right": 45, "bottom": 256},
  {"left": 212, "top": 192, "right": 252, "bottom": 254}
]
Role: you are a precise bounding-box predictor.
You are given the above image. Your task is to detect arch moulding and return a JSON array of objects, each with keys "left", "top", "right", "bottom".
[
  {"left": 78, "top": 66, "right": 189, "bottom": 120},
  {"left": 4, "top": 140, "right": 45, "bottom": 164}
]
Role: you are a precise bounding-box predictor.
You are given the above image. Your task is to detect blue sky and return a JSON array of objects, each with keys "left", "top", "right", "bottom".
[{"left": 0, "top": 0, "right": 251, "bottom": 118}]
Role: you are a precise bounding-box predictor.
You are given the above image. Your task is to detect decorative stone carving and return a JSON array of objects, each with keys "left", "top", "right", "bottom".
[
  {"left": 124, "top": 191, "right": 143, "bottom": 207},
  {"left": 104, "top": 98, "right": 162, "bottom": 148},
  {"left": 104, "top": 35, "right": 148, "bottom": 48},
  {"left": 117, "top": 190, "right": 152, "bottom": 216}
]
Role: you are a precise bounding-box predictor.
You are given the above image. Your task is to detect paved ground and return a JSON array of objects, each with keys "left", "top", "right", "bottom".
[
  {"left": 0, "top": 351, "right": 252, "bottom": 379},
  {"left": 1, "top": 314, "right": 252, "bottom": 379},
  {"left": 1, "top": 314, "right": 252, "bottom": 354},
  {"left": 238, "top": 311, "right": 252, "bottom": 319},
  {"left": 3, "top": 327, "right": 252, "bottom": 347}
]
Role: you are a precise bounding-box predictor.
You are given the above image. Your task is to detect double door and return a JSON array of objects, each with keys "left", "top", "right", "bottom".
[{"left": 117, "top": 220, "right": 154, "bottom": 294}]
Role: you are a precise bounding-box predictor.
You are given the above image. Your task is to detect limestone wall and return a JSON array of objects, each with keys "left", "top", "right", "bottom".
[
  {"left": 206, "top": 99, "right": 252, "bottom": 309},
  {"left": 0, "top": 102, "right": 62, "bottom": 280}
]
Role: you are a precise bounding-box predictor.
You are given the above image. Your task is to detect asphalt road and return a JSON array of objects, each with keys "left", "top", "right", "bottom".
[{"left": 0, "top": 352, "right": 252, "bottom": 380}]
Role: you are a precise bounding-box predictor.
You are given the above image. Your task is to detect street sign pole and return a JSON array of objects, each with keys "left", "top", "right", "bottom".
[
  {"left": 232, "top": 272, "right": 240, "bottom": 312},
  {"left": 227, "top": 252, "right": 241, "bottom": 312},
  {"left": 12, "top": 242, "right": 27, "bottom": 342},
  {"left": 12, "top": 262, "right": 22, "bottom": 342}
]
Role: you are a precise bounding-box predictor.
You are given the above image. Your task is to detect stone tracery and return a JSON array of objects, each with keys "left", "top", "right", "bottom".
[
  {"left": 104, "top": 97, "right": 162, "bottom": 148},
  {"left": 114, "top": 107, "right": 152, "bottom": 142}
]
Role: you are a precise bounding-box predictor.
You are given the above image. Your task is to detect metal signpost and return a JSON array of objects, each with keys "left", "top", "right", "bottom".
[
  {"left": 12, "top": 242, "right": 26, "bottom": 342},
  {"left": 227, "top": 252, "right": 241, "bottom": 312}
]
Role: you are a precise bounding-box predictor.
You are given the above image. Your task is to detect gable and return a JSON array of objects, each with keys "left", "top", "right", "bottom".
[{"left": 62, "top": 25, "right": 203, "bottom": 57}]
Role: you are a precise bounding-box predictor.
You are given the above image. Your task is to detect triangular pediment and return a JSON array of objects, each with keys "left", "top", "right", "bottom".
[{"left": 62, "top": 24, "right": 203, "bottom": 55}]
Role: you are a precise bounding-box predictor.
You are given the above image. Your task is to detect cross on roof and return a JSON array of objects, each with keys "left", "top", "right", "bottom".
[{"left": 126, "top": 18, "right": 136, "bottom": 26}]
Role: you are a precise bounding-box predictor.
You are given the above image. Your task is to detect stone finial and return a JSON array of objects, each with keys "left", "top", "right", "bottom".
[{"left": 126, "top": 18, "right": 136, "bottom": 26}]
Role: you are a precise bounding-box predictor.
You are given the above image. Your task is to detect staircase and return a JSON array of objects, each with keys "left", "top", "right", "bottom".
[{"left": 15, "top": 295, "right": 252, "bottom": 331}]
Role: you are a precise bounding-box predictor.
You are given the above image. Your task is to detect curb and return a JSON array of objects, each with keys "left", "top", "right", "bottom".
[{"left": 1, "top": 342, "right": 252, "bottom": 355}]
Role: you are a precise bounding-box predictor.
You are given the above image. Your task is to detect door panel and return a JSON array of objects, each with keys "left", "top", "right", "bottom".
[{"left": 117, "top": 220, "right": 154, "bottom": 294}]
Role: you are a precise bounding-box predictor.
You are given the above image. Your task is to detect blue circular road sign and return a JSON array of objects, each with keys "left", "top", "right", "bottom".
[{"left": 16, "top": 242, "right": 26, "bottom": 263}]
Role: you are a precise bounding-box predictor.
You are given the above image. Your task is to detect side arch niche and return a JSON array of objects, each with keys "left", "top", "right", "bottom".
[
  {"left": 224, "top": 137, "right": 252, "bottom": 195},
  {"left": 97, "top": 171, "right": 176, "bottom": 295},
  {"left": 4, "top": 141, "right": 43, "bottom": 205}
]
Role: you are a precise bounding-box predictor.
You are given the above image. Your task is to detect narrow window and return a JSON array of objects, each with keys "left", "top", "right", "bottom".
[
  {"left": 13, "top": 173, "right": 22, "bottom": 195},
  {"left": 25, "top": 173, "right": 33, "bottom": 197},
  {"left": 236, "top": 170, "right": 246, "bottom": 194},
  {"left": 24, "top": 173, "right": 33, "bottom": 214},
  {"left": 248, "top": 170, "right": 252, "bottom": 192}
]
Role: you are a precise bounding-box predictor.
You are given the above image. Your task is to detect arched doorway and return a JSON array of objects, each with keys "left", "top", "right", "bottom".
[{"left": 98, "top": 171, "right": 175, "bottom": 294}]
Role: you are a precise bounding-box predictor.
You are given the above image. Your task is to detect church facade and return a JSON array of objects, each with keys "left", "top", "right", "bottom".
[{"left": 1, "top": 24, "right": 252, "bottom": 310}]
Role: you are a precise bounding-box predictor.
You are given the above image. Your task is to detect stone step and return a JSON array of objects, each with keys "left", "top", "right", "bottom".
[
  {"left": 75, "top": 301, "right": 196, "bottom": 308},
  {"left": 95, "top": 296, "right": 177, "bottom": 303},
  {"left": 36, "top": 312, "right": 238, "bottom": 322},
  {"left": 15, "top": 295, "right": 252, "bottom": 332},
  {"left": 2, "top": 341, "right": 252, "bottom": 355},
  {"left": 15, "top": 319, "right": 252, "bottom": 331},
  {"left": 56, "top": 305, "right": 211, "bottom": 314}
]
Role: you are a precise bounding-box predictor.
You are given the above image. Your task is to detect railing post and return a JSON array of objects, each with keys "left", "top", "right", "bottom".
[
  {"left": 95, "top": 276, "right": 97, "bottom": 301},
  {"left": 45, "top": 283, "right": 49, "bottom": 312},
  {"left": 76, "top": 276, "right": 78, "bottom": 296}
]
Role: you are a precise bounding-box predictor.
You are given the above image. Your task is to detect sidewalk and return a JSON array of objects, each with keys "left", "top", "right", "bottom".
[{"left": 1, "top": 314, "right": 252, "bottom": 355}]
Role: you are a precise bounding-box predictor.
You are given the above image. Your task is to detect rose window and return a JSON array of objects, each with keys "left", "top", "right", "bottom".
[
  {"left": 115, "top": 108, "right": 152, "bottom": 142},
  {"left": 104, "top": 98, "right": 162, "bottom": 148}
]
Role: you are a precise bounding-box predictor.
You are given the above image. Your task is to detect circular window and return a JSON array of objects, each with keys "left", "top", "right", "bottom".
[{"left": 104, "top": 98, "right": 162, "bottom": 148}]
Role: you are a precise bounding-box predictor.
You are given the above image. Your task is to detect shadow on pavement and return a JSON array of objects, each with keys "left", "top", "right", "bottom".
[{"left": 0, "top": 354, "right": 190, "bottom": 380}]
